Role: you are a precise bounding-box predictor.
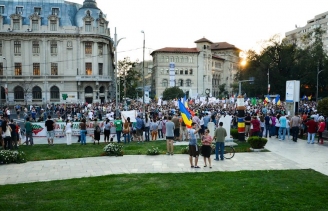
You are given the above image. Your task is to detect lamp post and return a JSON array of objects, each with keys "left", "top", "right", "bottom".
[
  {"left": 316, "top": 68, "right": 323, "bottom": 103},
  {"left": 141, "top": 30, "right": 145, "bottom": 115},
  {"left": 2, "top": 57, "right": 7, "bottom": 105},
  {"left": 267, "top": 68, "right": 270, "bottom": 95},
  {"left": 238, "top": 78, "right": 254, "bottom": 96},
  {"left": 113, "top": 28, "right": 125, "bottom": 117}
]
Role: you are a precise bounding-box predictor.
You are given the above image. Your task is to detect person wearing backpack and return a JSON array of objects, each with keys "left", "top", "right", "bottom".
[{"left": 93, "top": 118, "right": 101, "bottom": 145}]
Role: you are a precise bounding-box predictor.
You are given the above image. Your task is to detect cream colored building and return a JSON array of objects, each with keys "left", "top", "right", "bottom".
[
  {"left": 0, "top": 0, "right": 114, "bottom": 106},
  {"left": 285, "top": 11, "right": 328, "bottom": 49},
  {"left": 151, "top": 38, "right": 241, "bottom": 98}
]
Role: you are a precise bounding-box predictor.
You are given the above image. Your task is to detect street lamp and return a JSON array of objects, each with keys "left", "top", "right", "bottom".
[
  {"left": 238, "top": 78, "right": 254, "bottom": 96},
  {"left": 112, "top": 27, "right": 125, "bottom": 117},
  {"left": 141, "top": 30, "right": 145, "bottom": 115},
  {"left": 2, "top": 57, "right": 7, "bottom": 105},
  {"left": 316, "top": 68, "right": 323, "bottom": 103}
]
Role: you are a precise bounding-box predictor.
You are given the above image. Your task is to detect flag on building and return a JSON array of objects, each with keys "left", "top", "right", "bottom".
[{"left": 178, "top": 100, "right": 192, "bottom": 127}]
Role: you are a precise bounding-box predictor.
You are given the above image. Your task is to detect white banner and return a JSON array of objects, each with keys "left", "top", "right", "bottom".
[
  {"left": 169, "top": 62, "right": 175, "bottom": 87},
  {"left": 144, "top": 91, "right": 150, "bottom": 104},
  {"left": 30, "top": 121, "right": 116, "bottom": 137},
  {"left": 121, "top": 110, "right": 137, "bottom": 122}
]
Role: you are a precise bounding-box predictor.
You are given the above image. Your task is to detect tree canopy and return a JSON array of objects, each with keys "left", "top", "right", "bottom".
[
  {"left": 237, "top": 28, "right": 328, "bottom": 100},
  {"left": 162, "top": 86, "right": 184, "bottom": 100}
]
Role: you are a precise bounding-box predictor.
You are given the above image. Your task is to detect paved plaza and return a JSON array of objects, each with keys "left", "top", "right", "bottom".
[{"left": 0, "top": 136, "right": 327, "bottom": 185}]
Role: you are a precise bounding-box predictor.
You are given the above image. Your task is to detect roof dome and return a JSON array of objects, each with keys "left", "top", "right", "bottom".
[{"left": 75, "top": 0, "right": 104, "bottom": 27}]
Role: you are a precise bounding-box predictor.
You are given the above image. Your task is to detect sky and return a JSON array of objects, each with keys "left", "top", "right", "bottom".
[{"left": 76, "top": 0, "right": 328, "bottom": 62}]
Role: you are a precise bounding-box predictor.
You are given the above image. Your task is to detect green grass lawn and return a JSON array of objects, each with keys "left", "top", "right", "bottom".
[
  {"left": 0, "top": 169, "right": 327, "bottom": 211},
  {"left": 19, "top": 140, "right": 252, "bottom": 161}
]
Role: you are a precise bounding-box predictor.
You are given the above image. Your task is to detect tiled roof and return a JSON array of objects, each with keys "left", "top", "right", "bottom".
[
  {"left": 194, "top": 37, "right": 213, "bottom": 44},
  {"left": 211, "top": 42, "right": 241, "bottom": 51},
  {"left": 212, "top": 55, "right": 225, "bottom": 60},
  {"left": 151, "top": 47, "right": 200, "bottom": 55}
]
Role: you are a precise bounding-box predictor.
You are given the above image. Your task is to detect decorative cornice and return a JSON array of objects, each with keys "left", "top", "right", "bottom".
[
  {"left": 9, "top": 14, "right": 22, "bottom": 19},
  {"left": 48, "top": 15, "right": 59, "bottom": 20},
  {"left": 29, "top": 13, "right": 41, "bottom": 20}
]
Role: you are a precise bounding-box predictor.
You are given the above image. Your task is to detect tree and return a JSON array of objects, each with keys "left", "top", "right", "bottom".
[
  {"left": 218, "top": 83, "right": 228, "bottom": 98},
  {"left": 117, "top": 57, "right": 141, "bottom": 100},
  {"left": 317, "top": 97, "right": 328, "bottom": 117},
  {"left": 162, "top": 86, "right": 184, "bottom": 100}
]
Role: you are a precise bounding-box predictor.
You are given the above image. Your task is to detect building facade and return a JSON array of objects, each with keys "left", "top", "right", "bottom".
[
  {"left": 285, "top": 11, "right": 328, "bottom": 50},
  {"left": 0, "top": 0, "right": 114, "bottom": 106},
  {"left": 151, "top": 38, "right": 241, "bottom": 98}
]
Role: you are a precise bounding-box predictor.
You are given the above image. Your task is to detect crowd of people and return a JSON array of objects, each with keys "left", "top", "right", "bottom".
[{"left": 1, "top": 99, "right": 327, "bottom": 167}]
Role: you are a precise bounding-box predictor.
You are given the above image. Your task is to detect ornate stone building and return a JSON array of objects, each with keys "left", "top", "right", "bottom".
[
  {"left": 0, "top": 0, "right": 114, "bottom": 106},
  {"left": 151, "top": 38, "right": 241, "bottom": 98}
]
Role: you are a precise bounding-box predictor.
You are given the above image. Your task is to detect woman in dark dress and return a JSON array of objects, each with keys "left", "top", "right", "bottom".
[
  {"left": 93, "top": 119, "right": 101, "bottom": 145},
  {"left": 201, "top": 129, "right": 212, "bottom": 168}
]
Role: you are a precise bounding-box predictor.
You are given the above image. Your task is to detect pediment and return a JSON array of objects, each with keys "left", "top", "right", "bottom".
[
  {"left": 29, "top": 13, "right": 41, "bottom": 20},
  {"left": 10, "top": 14, "right": 22, "bottom": 19}
]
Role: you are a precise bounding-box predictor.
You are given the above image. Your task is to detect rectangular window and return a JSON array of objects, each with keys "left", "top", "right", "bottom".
[
  {"left": 0, "top": 41, "right": 2, "bottom": 55},
  {"left": 32, "top": 41, "right": 39, "bottom": 53},
  {"left": 0, "top": 6, "right": 4, "bottom": 14},
  {"left": 189, "top": 57, "right": 193, "bottom": 63},
  {"left": 34, "top": 7, "right": 41, "bottom": 15},
  {"left": 98, "top": 63, "right": 103, "bottom": 75},
  {"left": 50, "top": 20, "right": 57, "bottom": 31},
  {"left": 0, "top": 63, "right": 3, "bottom": 75},
  {"left": 14, "top": 63, "right": 22, "bottom": 75},
  {"left": 14, "top": 41, "right": 21, "bottom": 54},
  {"left": 85, "top": 21, "right": 91, "bottom": 32},
  {"left": 50, "top": 41, "right": 57, "bottom": 54},
  {"left": 52, "top": 8, "right": 59, "bottom": 16},
  {"left": 85, "top": 42, "right": 92, "bottom": 54},
  {"left": 33, "top": 63, "right": 40, "bottom": 75},
  {"left": 99, "top": 22, "right": 104, "bottom": 33},
  {"left": 86, "top": 63, "right": 92, "bottom": 75},
  {"left": 32, "top": 20, "right": 39, "bottom": 31},
  {"left": 16, "top": 6, "right": 23, "bottom": 14},
  {"left": 51, "top": 63, "right": 58, "bottom": 75},
  {"left": 13, "top": 19, "right": 20, "bottom": 30},
  {"left": 98, "top": 43, "right": 103, "bottom": 55}
]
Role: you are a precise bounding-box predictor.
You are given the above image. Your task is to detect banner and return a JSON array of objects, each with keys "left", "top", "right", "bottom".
[
  {"left": 169, "top": 62, "right": 175, "bottom": 87},
  {"left": 30, "top": 121, "right": 116, "bottom": 137},
  {"left": 144, "top": 91, "right": 150, "bottom": 104},
  {"left": 121, "top": 110, "right": 137, "bottom": 122}
]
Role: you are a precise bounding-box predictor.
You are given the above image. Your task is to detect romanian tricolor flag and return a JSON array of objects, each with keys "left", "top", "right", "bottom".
[
  {"left": 275, "top": 95, "right": 281, "bottom": 106},
  {"left": 178, "top": 100, "right": 192, "bottom": 127},
  {"left": 264, "top": 96, "right": 270, "bottom": 105}
]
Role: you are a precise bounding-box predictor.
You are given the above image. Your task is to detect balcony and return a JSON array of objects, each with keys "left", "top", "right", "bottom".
[{"left": 76, "top": 75, "right": 111, "bottom": 82}]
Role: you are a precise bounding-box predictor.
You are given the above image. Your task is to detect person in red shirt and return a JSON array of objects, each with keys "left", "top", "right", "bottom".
[
  {"left": 317, "top": 119, "right": 326, "bottom": 144},
  {"left": 306, "top": 117, "right": 317, "bottom": 144},
  {"left": 251, "top": 116, "right": 261, "bottom": 137}
]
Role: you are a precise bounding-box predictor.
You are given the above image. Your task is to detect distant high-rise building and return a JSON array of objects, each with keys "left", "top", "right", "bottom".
[
  {"left": 0, "top": 0, "right": 114, "bottom": 105},
  {"left": 285, "top": 11, "right": 328, "bottom": 50}
]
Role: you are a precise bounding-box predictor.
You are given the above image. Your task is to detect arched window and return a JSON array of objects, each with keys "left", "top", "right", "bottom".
[
  {"left": 185, "top": 69, "right": 188, "bottom": 75},
  {"left": 85, "top": 86, "right": 93, "bottom": 93},
  {"left": 32, "top": 86, "right": 42, "bottom": 99},
  {"left": 189, "top": 69, "right": 193, "bottom": 75},
  {"left": 50, "top": 86, "right": 59, "bottom": 100},
  {"left": 175, "top": 57, "right": 179, "bottom": 63},
  {"left": 99, "top": 86, "right": 105, "bottom": 93},
  {"left": 180, "top": 57, "right": 184, "bottom": 63},
  {"left": 180, "top": 69, "right": 183, "bottom": 75},
  {"left": 162, "top": 79, "right": 168, "bottom": 87},
  {"left": 186, "top": 79, "right": 191, "bottom": 87},
  {"left": 14, "top": 86, "right": 24, "bottom": 100},
  {"left": 178, "top": 79, "right": 183, "bottom": 87},
  {"left": 170, "top": 57, "right": 174, "bottom": 62}
]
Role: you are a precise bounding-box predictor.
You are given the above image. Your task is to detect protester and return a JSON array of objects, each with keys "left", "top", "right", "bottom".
[
  {"left": 64, "top": 119, "right": 72, "bottom": 145},
  {"left": 317, "top": 118, "right": 326, "bottom": 144},
  {"left": 165, "top": 116, "right": 175, "bottom": 155},
  {"left": 114, "top": 116, "right": 122, "bottom": 143},
  {"left": 45, "top": 115, "right": 55, "bottom": 146},
  {"left": 79, "top": 119, "right": 87, "bottom": 145},
  {"left": 188, "top": 122, "right": 201, "bottom": 168},
  {"left": 24, "top": 117, "right": 34, "bottom": 146},
  {"left": 201, "top": 129, "right": 212, "bottom": 168},
  {"left": 103, "top": 118, "right": 111, "bottom": 143},
  {"left": 306, "top": 117, "right": 317, "bottom": 144},
  {"left": 93, "top": 119, "right": 101, "bottom": 145},
  {"left": 213, "top": 122, "right": 227, "bottom": 161}
]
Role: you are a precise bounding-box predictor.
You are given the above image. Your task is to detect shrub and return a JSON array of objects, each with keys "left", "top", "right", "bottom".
[
  {"left": 181, "top": 146, "right": 189, "bottom": 154},
  {"left": 103, "top": 143, "right": 124, "bottom": 156},
  {"left": 0, "top": 150, "right": 27, "bottom": 164},
  {"left": 146, "top": 147, "right": 160, "bottom": 155},
  {"left": 247, "top": 136, "right": 268, "bottom": 149},
  {"left": 230, "top": 129, "right": 239, "bottom": 139}
]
